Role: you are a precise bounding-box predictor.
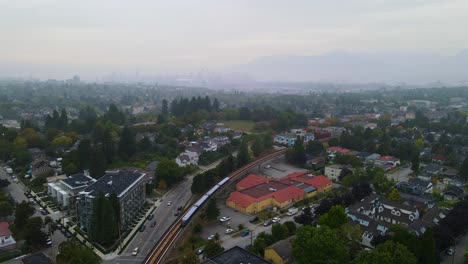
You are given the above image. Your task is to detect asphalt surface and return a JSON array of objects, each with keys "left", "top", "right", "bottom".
[
  {"left": 0, "top": 167, "right": 66, "bottom": 262},
  {"left": 108, "top": 162, "right": 222, "bottom": 264},
  {"left": 441, "top": 232, "right": 468, "bottom": 264}
]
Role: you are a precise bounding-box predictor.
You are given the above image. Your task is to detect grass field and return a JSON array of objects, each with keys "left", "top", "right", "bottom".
[{"left": 222, "top": 120, "right": 256, "bottom": 132}]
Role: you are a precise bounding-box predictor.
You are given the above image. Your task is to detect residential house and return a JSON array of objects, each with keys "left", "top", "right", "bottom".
[
  {"left": 176, "top": 152, "right": 199, "bottom": 167},
  {"left": 304, "top": 133, "right": 315, "bottom": 143},
  {"left": 326, "top": 146, "right": 351, "bottom": 159},
  {"left": 0, "top": 222, "right": 16, "bottom": 251},
  {"left": 307, "top": 157, "right": 326, "bottom": 171},
  {"left": 374, "top": 156, "right": 400, "bottom": 171},
  {"left": 264, "top": 236, "right": 294, "bottom": 264},
  {"left": 443, "top": 186, "right": 464, "bottom": 200},
  {"left": 410, "top": 207, "right": 448, "bottom": 236},
  {"left": 424, "top": 163, "right": 444, "bottom": 175},
  {"left": 30, "top": 159, "right": 55, "bottom": 178},
  {"left": 77, "top": 170, "right": 146, "bottom": 233},
  {"left": 396, "top": 178, "right": 433, "bottom": 196},
  {"left": 274, "top": 133, "right": 298, "bottom": 147},
  {"left": 324, "top": 164, "right": 352, "bottom": 181},
  {"left": 365, "top": 153, "right": 381, "bottom": 164},
  {"left": 347, "top": 194, "right": 420, "bottom": 247}
]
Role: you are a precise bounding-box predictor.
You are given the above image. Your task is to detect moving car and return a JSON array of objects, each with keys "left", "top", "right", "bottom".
[
  {"left": 225, "top": 228, "right": 234, "bottom": 234},
  {"left": 272, "top": 217, "right": 281, "bottom": 223},
  {"left": 132, "top": 247, "right": 139, "bottom": 256},
  {"left": 219, "top": 216, "right": 231, "bottom": 222}
]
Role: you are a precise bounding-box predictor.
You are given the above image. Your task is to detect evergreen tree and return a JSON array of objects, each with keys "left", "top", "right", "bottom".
[
  {"left": 251, "top": 137, "right": 263, "bottom": 157},
  {"left": 306, "top": 140, "right": 324, "bottom": 156},
  {"left": 460, "top": 156, "right": 468, "bottom": 182},
  {"left": 206, "top": 199, "right": 220, "bottom": 220},
  {"left": 287, "top": 136, "right": 306, "bottom": 165},
  {"left": 58, "top": 108, "right": 68, "bottom": 130},
  {"left": 162, "top": 99, "right": 169, "bottom": 116},
  {"left": 236, "top": 139, "right": 250, "bottom": 167},
  {"left": 105, "top": 104, "right": 125, "bottom": 125},
  {"left": 118, "top": 126, "right": 136, "bottom": 159},
  {"left": 387, "top": 189, "right": 402, "bottom": 202},
  {"left": 262, "top": 133, "right": 274, "bottom": 150},
  {"left": 77, "top": 139, "right": 91, "bottom": 169},
  {"left": 102, "top": 128, "right": 116, "bottom": 163},
  {"left": 411, "top": 152, "right": 420, "bottom": 174},
  {"left": 212, "top": 98, "right": 220, "bottom": 111},
  {"left": 89, "top": 145, "right": 107, "bottom": 179}
]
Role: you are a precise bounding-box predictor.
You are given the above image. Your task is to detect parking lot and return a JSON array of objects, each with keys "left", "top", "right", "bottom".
[{"left": 200, "top": 199, "right": 304, "bottom": 251}]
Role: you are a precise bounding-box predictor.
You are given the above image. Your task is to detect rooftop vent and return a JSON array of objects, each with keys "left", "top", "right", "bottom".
[
  {"left": 107, "top": 181, "right": 113, "bottom": 187},
  {"left": 269, "top": 188, "right": 277, "bottom": 192}
]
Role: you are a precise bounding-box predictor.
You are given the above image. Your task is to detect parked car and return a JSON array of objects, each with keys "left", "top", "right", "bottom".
[
  {"left": 196, "top": 248, "right": 204, "bottom": 255},
  {"left": 174, "top": 211, "right": 179, "bottom": 216},
  {"left": 147, "top": 214, "right": 154, "bottom": 220},
  {"left": 177, "top": 206, "right": 183, "bottom": 211},
  {"left": 272, "top": 217, "right": 281, "bottom": 223},
  {"left": 139, "top": 225, "right": 146, "bottom": 232},
  {"left": 219, "top": 216, "right": 231, "bottom": 222},
  {"left": 241, "top": 230, "right": 250, "bottom": 237},
  {"left": 64, "top": 232, "right": 72, "bottom": 238},
  {"left": 225, "top": 229, "right": 234, "bottom": 234},
  {"left": 40, "top": 208, "right": 48, "bottom": 215},
  {"left": 207, "top": 234, "right": 215, "bottom": 240},
  {"left": 150, "top": 221, "right": 157, "bottom": 227},
  {"left": 46, "top": 238, "right": 52, "bottom": 246},
  {"left": 132, "top": 247, "right": 139, "bottom": 256},
  {"left": 167, "top": 201, "right": 172, "bottom": 206},
  {"left": 249, "top": 216, "right": 259, "bottom": 223},
  {"left": 263, "top": 220, "right": 272, "bottom": 227},
  {"left": 446, "top": 247, "right": 454, "bottom": 256}
]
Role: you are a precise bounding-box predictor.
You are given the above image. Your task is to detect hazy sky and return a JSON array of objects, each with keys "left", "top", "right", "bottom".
[{"left": 1, "top": 0, "right": 467, "bottom": 76}]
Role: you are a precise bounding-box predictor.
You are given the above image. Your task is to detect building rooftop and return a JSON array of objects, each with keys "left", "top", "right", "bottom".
[
  {"left": 61, "top": 173, "right": 95, "bottom": 189},
  {"left": 237, "top": 174, "right": 270, "bottom": 190},
  {"left": 202, "top": 246, "right": 271, "bottom": 264},
  {"left": 266, "top": 236, "right": 294, "bottom": 263},
  {"left": 21, "top": 252, "right": 53, "bottom": 264},
  {"left": 0, "top": 222, "right": 12, "bottom": 237},
  {"left": 83, "top": 170, "right": 145, "bottom": 198},
  {"left": 240, "top": 181, "right": 290, "bottom": 199}
]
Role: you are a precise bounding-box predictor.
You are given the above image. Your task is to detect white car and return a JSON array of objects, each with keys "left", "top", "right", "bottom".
[
  {"left": 167, "top": 201, "right": 172, "bottom": 206},
  {"left": 219, "top": 216, "right": 230, "bottom": 222},
  {"left": 225, "top": 229, "right": 234, "bottom": 234},
  {"left": 272, "top": 217, "right": 281, "bottom": 223},
  {"left": 207, "top": 235, "right": 215, "bottom": 240},
  {"left": 132, "top": 247, "right": 139, "bottom": 256}
]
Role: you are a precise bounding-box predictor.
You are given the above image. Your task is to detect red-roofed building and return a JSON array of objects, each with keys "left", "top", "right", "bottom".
[
  {"left": 375, "top": 156, "right": 400, "bottom": 170},
  {"left": 0, "top": 222, "right": 16, "bottom": 251},
  {"left": 227, "top": 172, "right": 333, "bottom": 213},
  {"left": 236, "top": 174, "right": 270, "bottom": 191}
]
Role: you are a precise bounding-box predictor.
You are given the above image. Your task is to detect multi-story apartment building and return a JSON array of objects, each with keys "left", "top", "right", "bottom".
[{"left": 77, "top": 170, "right": 146, "bottom": 233}]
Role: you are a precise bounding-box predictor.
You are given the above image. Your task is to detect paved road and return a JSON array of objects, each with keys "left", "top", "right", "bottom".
[
  {"left": 108, "top": 161, "right": 222, "bottom": 264},
  {"left": 0, "top": 167, "right": 66, "bottom": 262},
  {"left": 441, "top": 233, "right": 468, "bottom": 264},
  {"left": 385, "top": 166, "right": 412, "bottom": 182}
]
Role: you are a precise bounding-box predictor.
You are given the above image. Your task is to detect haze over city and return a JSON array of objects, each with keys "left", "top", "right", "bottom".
[{"left": 1, "top": 0, "right": 468, "bottom": 84}]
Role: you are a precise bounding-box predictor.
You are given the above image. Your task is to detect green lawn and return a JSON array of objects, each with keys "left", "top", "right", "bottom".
[{"left": 222, "top": 120, "right": 256, "bottom": 132}]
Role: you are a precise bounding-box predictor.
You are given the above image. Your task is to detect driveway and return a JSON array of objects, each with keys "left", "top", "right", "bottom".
[
  {"left": 385, "top": 166, "right": 412, "bottom": 182},
  {"left": 440, "top": 232, "right": 468, "bottom": 264}
]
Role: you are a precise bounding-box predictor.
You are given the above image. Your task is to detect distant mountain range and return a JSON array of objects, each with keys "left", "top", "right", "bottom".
[{"left": 232, "top": 50, "right": 468, "bottom": 85}]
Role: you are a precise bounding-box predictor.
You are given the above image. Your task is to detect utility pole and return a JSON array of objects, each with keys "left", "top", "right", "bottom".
[{"left": 250, "top": 229, "right": 253, "bottom": 246}]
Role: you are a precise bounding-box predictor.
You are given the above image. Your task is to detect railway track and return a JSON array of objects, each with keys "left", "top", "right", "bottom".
[{"left": 143, "top": 147, "right": 289, "bottom": 264}]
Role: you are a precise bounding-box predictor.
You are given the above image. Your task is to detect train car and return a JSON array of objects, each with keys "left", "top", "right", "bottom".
[
  {"left": 181, "top": 206, "right": 197, "bottom": 226},
  {"left": 193, "top": 194, "right": 209, "bottom": 208},
  {"left": 218, "top": 177, "right": 230, "bottom": 186},
  {"left": 206, "top": 184, "right": 220, "bottom": 196}
]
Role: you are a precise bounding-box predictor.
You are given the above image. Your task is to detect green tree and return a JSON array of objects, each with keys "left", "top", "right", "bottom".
[
  {"left": 262, "top": 133, "right": 274, "bottom": 150},
  {"left": 271, "top": 223, "right": 289, "bottom": 242},
  {"left": 180, "top": 250, "right": 200, "bottom": 264},
  {"left": 318, "top": 205, "right": 348, "bottom": 229},
  {"left": 89, "top": 145, "right": 107, "bottom": 179},
  {"left": 286, "top": 137, "right": 306, "bottom": 165},
  {"left": 236, "top": 139, "right": 250, "bottom": 167},
  {"left": 251, "top": 137, "right": 263, "bottom": 157},
  {"left": 354, "top": 241, "right": 417, "bottom": 264},
  {"left": 292, "top": 226, "right": 349, "bottom": 264},
  {"left": 306, "top": 140, "right": 324, "bottom": 156},
  {"left": 105, "top": 104, "right": 125, "bottom": 125},
  {"left": 155, "top": 159, "right": 184, "bottom": 187},
  {"left": 204, "top": 239, "right": 224, "bottom": 258},
  {"left": 56, "top": 240, "right": 101, "bottom": 264},
  {"left": 118, "top": 126, "right": 136, "bottom": 159},
  {"left": 205, "top": 199, "right": 220, "bottom": 220},
  {"left": 89, "top": 193, "right": 118, "bottom": 246},
  {"left": 102, "top": 128, "right": 116, "bottom": 163},
  {"left": 24, "top": 216, "right": 48, "bottom": 247},
  {"left": 162, "top": 99, "right": 169, "bottom": 116},
  {"left": 14, "top": 201, "right": 35, "bottom": 230},
  {"left": 77, "top": 139, "right": 91, "bottom": 169},
  {"left": 0, "top": 192, "right": 14, "bottom": 218},
  {"left": 283, "top": 221, "right": 297, "bottom": 235},
  {"left": 387, "top": 189, "right": 402, "bottom": 202},
  {"left": 411, "top": 152, "right": 420, "bottom": 174},
  {"left": 460, "top": 156, "right": 468, "bottom": 182}
]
